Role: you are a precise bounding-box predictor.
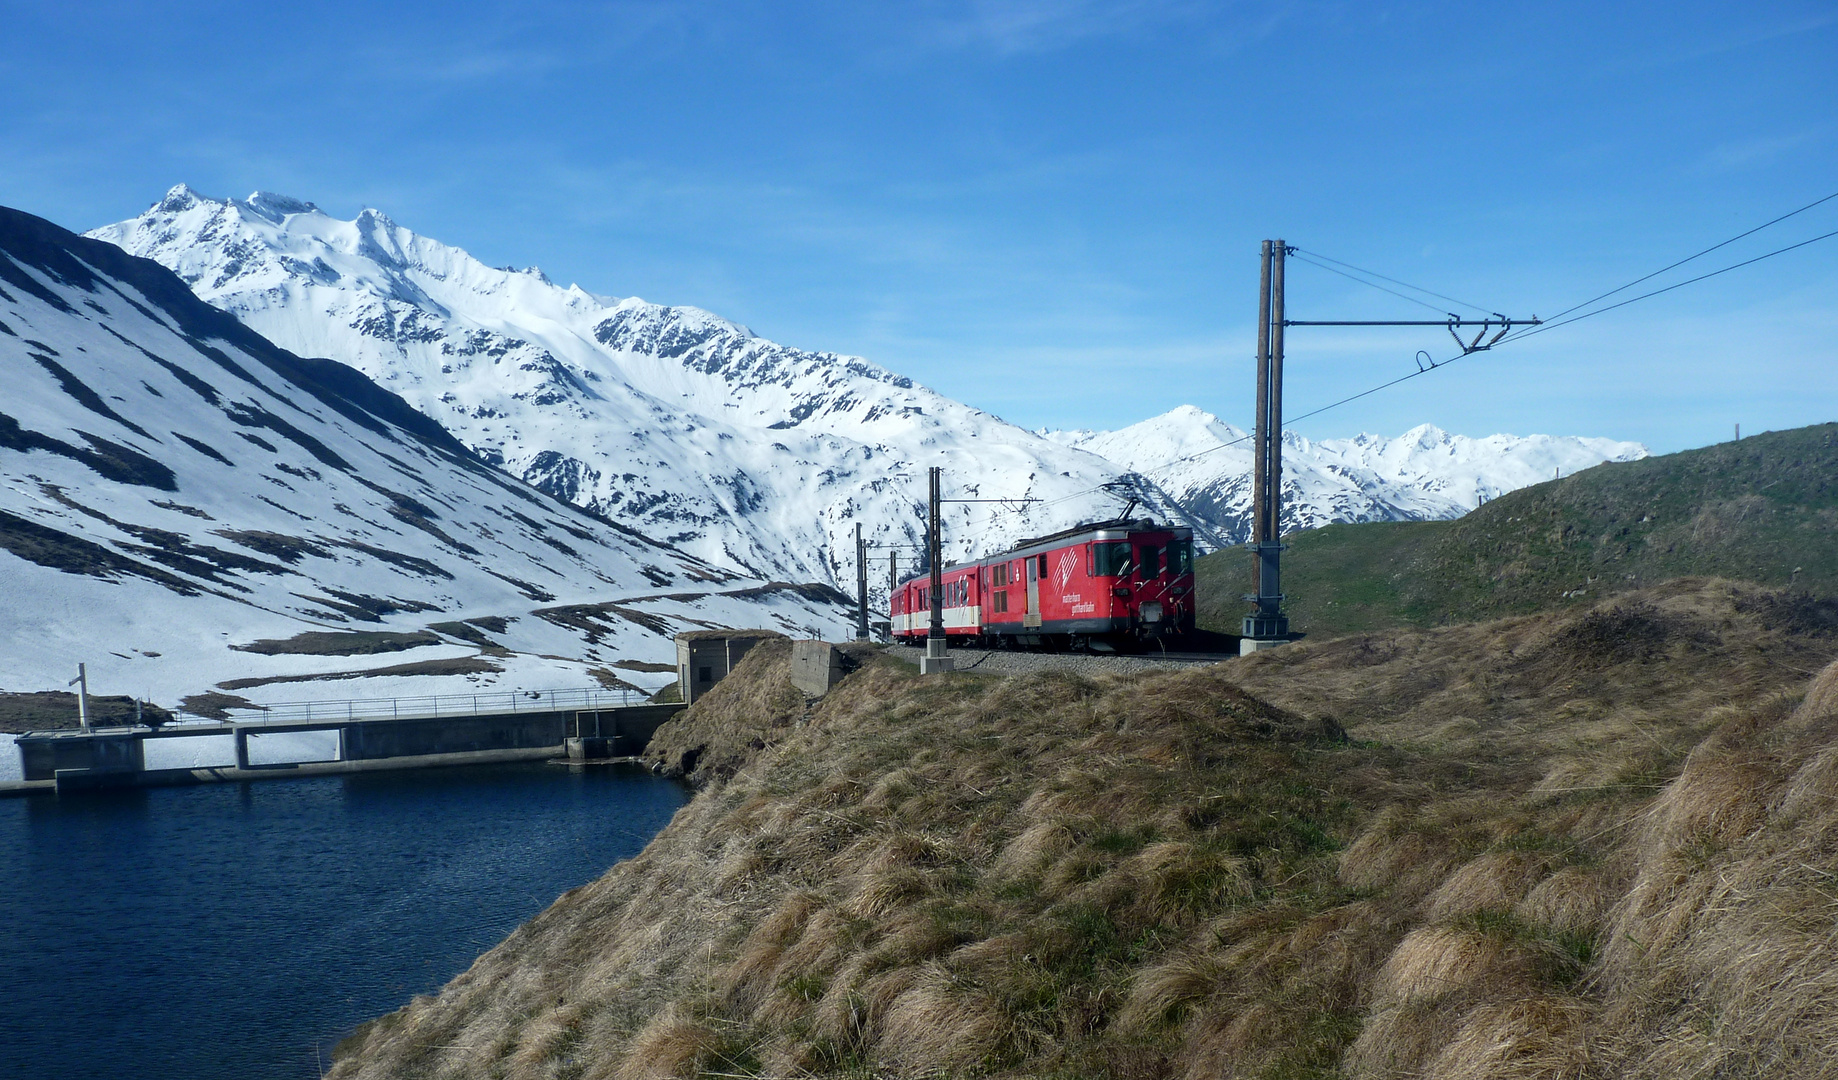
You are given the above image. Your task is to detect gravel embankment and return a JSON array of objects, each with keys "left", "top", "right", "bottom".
[{"left": 884, "top": 644, "right": 1229, "bottom": 677}]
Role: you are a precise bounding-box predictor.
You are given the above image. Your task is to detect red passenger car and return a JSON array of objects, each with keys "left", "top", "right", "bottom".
[{"left": 891, "top": 519, "right": 1195, "bottom": 650}]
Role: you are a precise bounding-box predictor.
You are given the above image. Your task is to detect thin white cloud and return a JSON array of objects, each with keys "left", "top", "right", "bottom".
[
  {"left": 1602, "top": 10, "right": 1838, "bottom": 75},
  {"left": 918, "top": 0, "right": 1223, "bottom": 55},
  {"left": 1696, "top": 127, "right": 1833, "bottom": 175}
]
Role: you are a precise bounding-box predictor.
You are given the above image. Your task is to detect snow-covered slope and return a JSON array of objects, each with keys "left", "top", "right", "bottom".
[
  {"left": 1046, "top": 405, "right": 1649, "bottom": 534},
  {"left": 92, "top": 187, "right": 1175, "bottom": 592},
  {"left": 0, "top": 204, "right": 849, "bottom": 710}
]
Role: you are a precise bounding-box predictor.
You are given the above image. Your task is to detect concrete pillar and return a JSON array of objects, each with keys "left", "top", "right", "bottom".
[{"left": 920, "top": 635, "right": 955, "bottom": 675}]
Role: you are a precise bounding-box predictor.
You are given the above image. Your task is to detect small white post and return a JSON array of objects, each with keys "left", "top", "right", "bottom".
[{"left": 70, "top": 663, "right": 91, "bottom": 733}]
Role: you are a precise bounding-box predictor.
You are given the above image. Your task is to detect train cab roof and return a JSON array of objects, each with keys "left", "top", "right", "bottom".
[
  {"left": 893, "top": 518, "right": 1192, "bottom": 589},
  {"left": 999, "top": 518, "right": 1190, "bottom": 559}
]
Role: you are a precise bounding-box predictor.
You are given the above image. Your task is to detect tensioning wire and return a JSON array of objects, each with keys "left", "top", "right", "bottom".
[{"left": 1287, "top": 248, "right": 1500, "bottom": 315}]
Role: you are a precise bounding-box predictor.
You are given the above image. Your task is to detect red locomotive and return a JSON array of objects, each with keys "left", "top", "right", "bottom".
[{"left": 891, "top": 519, "right": 1196, "bottom": 650}]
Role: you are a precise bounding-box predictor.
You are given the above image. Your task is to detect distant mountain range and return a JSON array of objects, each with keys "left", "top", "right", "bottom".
[
  {"left": 92, "top": 187, "right": 1646, "bottom": 598},
  {"left": 0, "top": 205, "right": 847, "bottom": 707},
  {"left": 1049, "top": 405, "right": 1647, "bottom": 534}
]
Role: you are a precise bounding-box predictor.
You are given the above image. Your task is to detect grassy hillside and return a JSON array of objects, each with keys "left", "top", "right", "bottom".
[
  {"left": 330, "top": 579, "right": 1838, "bottom": 1080},
  {"left": 0, "top": 691, "right": 172, "bottom": 732},
  {"left": 1198, "top": 422, "right": 1838, "bottom": 640}
]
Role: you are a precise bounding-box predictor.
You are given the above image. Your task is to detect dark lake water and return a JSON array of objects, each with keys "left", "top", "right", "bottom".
[{"left": 0, "top": 763, "right": 687, "bottom": 1080}]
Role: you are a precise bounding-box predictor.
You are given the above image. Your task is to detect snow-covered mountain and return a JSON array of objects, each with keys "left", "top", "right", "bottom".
[
  {"left": 0, "top": 204, "right": 849, "bottom": 710},
  {"left": 1046, "top": 405, "right": 1649, "bottom": 533},
  {"left": 91, "top": 187, "right": 1183, "bottom": 596},
  {"left": 91, "top": 186, "right": 1647, "bottom": 593}
]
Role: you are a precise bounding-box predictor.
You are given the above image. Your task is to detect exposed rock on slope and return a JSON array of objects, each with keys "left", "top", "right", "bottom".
[{"left": 329, "top": 578, "right": 1838, "bottom": 1080}]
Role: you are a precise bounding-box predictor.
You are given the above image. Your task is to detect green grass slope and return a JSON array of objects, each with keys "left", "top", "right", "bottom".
[{"left": 1199, "top": 422, "right": 1838, "bottom": 640}]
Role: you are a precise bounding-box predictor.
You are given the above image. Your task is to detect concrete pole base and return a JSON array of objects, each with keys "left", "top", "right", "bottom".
[
  {"left": 922, "top": 635, "right": 954, "bottom": 674},
  {"left": 1240, "top": 638, "right": 1289, "bottom": 656}
]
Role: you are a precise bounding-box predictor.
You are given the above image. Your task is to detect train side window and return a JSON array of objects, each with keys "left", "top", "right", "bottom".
[
  {"left": 1037, "top": 554, "right": 1047, "bottom": 579},
  {"left": 1092, "top": 541, "right": 1129, "bottom": 576},
  {"left": 1171, "top": 538, "right": 1193, "bottom": 576}
]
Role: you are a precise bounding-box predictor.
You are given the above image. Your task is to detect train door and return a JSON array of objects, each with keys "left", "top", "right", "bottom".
[{"left": 1024, "top": 557, "right": 1042, "bottom": 628}]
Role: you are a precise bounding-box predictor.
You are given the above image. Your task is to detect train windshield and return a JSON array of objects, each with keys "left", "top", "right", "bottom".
[
  {"left": 1170, "top": 537, "right": 1192, "bottom": 576},
  {"left": 1091, "top": 541, "right": 1130, "bottom": 577}
]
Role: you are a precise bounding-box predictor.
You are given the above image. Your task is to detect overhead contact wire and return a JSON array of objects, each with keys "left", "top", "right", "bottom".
[
  {"left": 1529, "top": 187, "right": 1838, "bottom": 326},
  {"left": 1500, "top": 225, "right": 1838, "bottom": 343},
  {"left": 952, "top": 197, "right": 1838, "bottom": 537}
]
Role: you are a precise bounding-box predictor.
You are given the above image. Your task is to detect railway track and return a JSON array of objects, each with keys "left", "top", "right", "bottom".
[{"left": 886, "top": 643, "right": 1237, "bottom": 678}]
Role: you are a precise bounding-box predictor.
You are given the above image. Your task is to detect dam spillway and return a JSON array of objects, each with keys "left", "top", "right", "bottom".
[{"left": 5, "top": 687, "right": 682, "bottom": 795}]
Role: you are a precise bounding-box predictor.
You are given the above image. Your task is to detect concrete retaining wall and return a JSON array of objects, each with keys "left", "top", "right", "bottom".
[{"left": 791, "top": 640, "right": 846, "bottom": 697}]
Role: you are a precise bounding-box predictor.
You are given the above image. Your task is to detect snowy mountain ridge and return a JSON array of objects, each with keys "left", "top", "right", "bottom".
[
  {"left": 92, "top": 187, "right": 1646, "bottom": 592},
  {"left": 93, "top": 186, "right": 1173, "bottom": 591},
  {"left": 0, "top": 204, "right": 848, "bottom": 709}
]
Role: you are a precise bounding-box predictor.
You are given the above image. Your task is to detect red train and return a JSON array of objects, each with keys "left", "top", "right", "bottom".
[{"left": 891, "top": 519, "right": 1196, "bottom": 650}]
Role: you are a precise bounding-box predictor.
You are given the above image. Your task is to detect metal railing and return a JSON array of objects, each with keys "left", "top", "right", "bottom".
[{"left": 167, "top": 686, "right": 645, "bottom": 727}]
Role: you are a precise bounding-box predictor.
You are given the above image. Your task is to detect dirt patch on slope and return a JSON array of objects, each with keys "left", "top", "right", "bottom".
[
  {"left": 215, "top": 656, "right": 502, "bottom": 690},
  {"left": 230, "top": 630, "right": 443, "bottom": 656},
  {"left": 0, "top": 691, "right": 173, "bottom": 732}
]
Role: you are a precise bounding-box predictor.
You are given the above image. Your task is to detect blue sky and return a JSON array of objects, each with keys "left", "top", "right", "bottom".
[{"left": 2, "top": 0, "right": 1834, "bottom": 453}]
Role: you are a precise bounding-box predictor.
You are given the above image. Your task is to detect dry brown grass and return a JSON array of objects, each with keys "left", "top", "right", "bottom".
[
  {"left": 1514, "top": 867, "right": 1605, "bottom": 935},
  {"left": 1426, "top": 996, "right": 1591, "bottom": 1080},
  {"left": 877, "top": 970, "right": 1013, "bottom": 1075},
  {"left": 612, "top": 1005, "right": 721, "bottom": 1080},
  {"left": 1374, "top": 927, "right": 1525, "bottom": 1006},
  {"left": 329, "top": 582, "right": 1838, "bottom": 1080},
  {"left": 641, "top": 635, "right": 800, "bottom": 784},
  {"left": 1428, "top": 853, "right": 1545, "bottom": 923}
]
